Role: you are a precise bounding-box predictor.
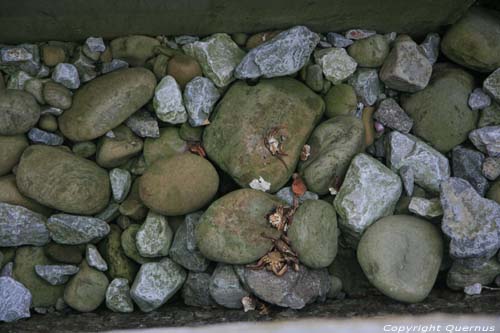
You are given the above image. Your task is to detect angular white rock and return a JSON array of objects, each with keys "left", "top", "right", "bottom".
[
  {"left": 153, "top": 75, "right": 187, "bottom": 124},
  {"left": 184, "top": 76, "right": 220, "bottom": 127},
  {"left": 314, "top": 48, "right": 357, "bottom": 84}
]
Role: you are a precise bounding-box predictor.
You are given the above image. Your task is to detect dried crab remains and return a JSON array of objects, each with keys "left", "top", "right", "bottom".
[{"left": 264, "top": 125, "right": 289, "bottom": 168}]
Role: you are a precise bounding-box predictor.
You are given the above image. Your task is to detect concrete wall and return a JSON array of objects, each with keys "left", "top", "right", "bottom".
[{"left": 0, "top": 0, "right": 475, "bottom": 43}]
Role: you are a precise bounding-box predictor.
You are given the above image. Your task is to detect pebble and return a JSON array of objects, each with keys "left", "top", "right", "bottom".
[
  {"left": 72, "top": 141, "right": 96, "bottom": 158},
  {"left": 483, "top": 157, "right": 500, "bottom": 181},
  {"left": 468, "top": 88, "right": 491, "bottom": 110},
  {"left": 374, "top": 98, "right": 413, "bottom": 133},
  {"left": 72, "top": 49, "right": 97, "bottom": 82},
  {"left": 0, "top": 89, "right": 40, "bottom": 135},
  {"left": 51, "top": 63, "right": 80, "bottom": 89},
  {"left": 419, "top": 33, "right": 440, "bottom": 64},
  {"left": 85, "top": 37, "right": 106, "bottom": 53},
  {"left": 324, "top": 84, "right": 357, "bottom": 118},
  {"left": 451, "top": 146, "right": 489, "bottom": 196},
  {"left": 464, "top": 283, "right": 482, "bottom": 296},
  {"left": 109, "top": 168, "right": 132, "bottom": 203},
  {"left": 275, "top": 186, "right": 318, "bottom": 206},
  {"left": 136, "top": 211, "right": 173, "bottom": 257},
  {"left": 1, "top": 262, "right": 13, "bottom": 278},
  {"left": 7, "top": 71, "right": 33, "bottom": 90},
  {"left": 408, "top": 197, "right": 443, "bottom": 218},
  {"left": 314, "top": 47, "right": 357, "bottom": 84},
  {"left": 478, "top": 102, "right": 500, "bottom": 128},
  {"left": 94, "top": 201, "right": 120, "bottom": 223},
  {"left": 106, "top": 278, "right": 134, "bottom": 313},
  {"left": 34, "top": 265, "right": 79, "bottom": 285},
  {"left": 167, "top": 54, "right": 202, "bottom": 89},
  {"left": 96, "top": 125, "right": 143, "bottom": 168},
  {"left": 174, "top": 35, "right": 199, "bottom": 45},
  {"left": 326, "top": 32, "right": 353, "bottom": 48},
  {"left": 41, "top": 45, "right": 65, "bottom": 67},
  {"left": 153, "top": 75, "right": 188, "bottom": 124},
  {"left": 24, "top": 78, "right": 45, "bottom": 104},
  {"left": 110, "top": 35, "right": 159, "bottom": 67},
  {"left": 101, "top": 59, "right": 129, "bottom": 74},
  {"left": 27, "top": 128, "right": 64, "bottom": 146},
  {"left": 0, "top": 276, "right": 32, "bottom": 322},
  {"left": 345, "top": 29, "right": 376, "bottom": 40},
  {"left": 304, "top": 64, "right": 324, "bottom": 92},
  {"left": 347, "top": 68, "right": 381, "bottom": 106},
  {"left": 184, "top": 76, "right": 220, "bottom": 127},
  {"left": 483, "top": 68, "right": 500, "bottom": 104},
  {"left": 47, "top": 214, "right": 110, "bottom": 245},
  {"left": 99, "top": 224, "right": 138, "bottom": 283},
  {"left": 182, "top": 272, "right": 215, "bottom": 307},
  {"left": 209, "top": 264, "right": 248, "bottom": 309},
  {"left": 38, "top": 114, "right": 58, "bottom": 132},
  {"left": 469, "top": 125, "right": 500, "bottom": 157},
  {"left": 1, "top": 46, "right": 33, "bottom": 62},
  {"left": 0, "top": 202, "right": 50, "bottom": 247},
  {"left": 447, "top": 259, "right": 500, "bottom": 290},
  {"left": 347, "top": 34, "right": 390, "bottom": 68},
  {"left": 86, "top": 244, "right": 108, "bottom": 271},
  {"left": 125, "top": 109, "right": 160, "bottom": 138}
]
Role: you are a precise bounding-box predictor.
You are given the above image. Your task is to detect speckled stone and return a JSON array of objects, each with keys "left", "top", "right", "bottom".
[
  {"left": 0, "top": 202, "right": 49, "bottom": 247},
  {"left": 106, "top": 278, "right": 133, "bottom": 313},
  {"left": 47, "top": 214, "right": 110, "bottom": 245},
  {"left": 0, "top": 276, "right": 31, "bottom": 322},
  {"left": 183, "top": 76, "right": 220, "bottom": 127}
]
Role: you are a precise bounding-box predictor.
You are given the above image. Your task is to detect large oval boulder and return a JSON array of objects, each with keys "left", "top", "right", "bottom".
[
  {"left": 16, "top": 145, "right": 110, "bottom": 215},
  {"left": 203, "top": 78, "right": 324, "bottom": 193},
  {"left": 0, "top": 89, "right": 40, "bottom": 135},
  {"left": 59, "top": 68, "right": 156, "bottom": 141},
  {"left": 139, "top": 153, "right": 219, "bottom": 216},
  {"left": 196, "top": 189, "right": 282, "bottom": 264}
]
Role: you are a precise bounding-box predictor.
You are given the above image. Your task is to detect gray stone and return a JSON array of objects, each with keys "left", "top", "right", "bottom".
[
  {"left": 347, "top": 68, "right": 381, "bottom": 106},
  {"left": 7, "top": 71, "right": 33, "bottom": 90},
  {"left": 419, "top": 33, "right": 440, "bottom": 65},
  {"left": 276, "top": 186, "right": 318, "bottom": 206},
  {"left": 109, "top": 168, "right": 132, "bottom": 203},
  {"left": 326, "top": 32, "right": 353, "bottom": 48},
  {"left": 136, "top": 211, "right": 173, "bottom": 258},
  {"left": 47, "top": 214, "right": 110, "bottom": 245},
  {"left": 153, "top": 75, "right": 187, "bottom": 124},
  {"left": 27, "top": 128, "right": 64, "bottom": 146},
  {"left": 130, "top": 258, "right": 187, "bottom": 312},
  {"left": 452, "top": 146, "right": 489, "bottom": 196},
  {"left": 182, "top": 272, "right": 215, "bottom": 307},
  {"left": 41, "top": 106, "right": 64, "bottom": 116},
  {"left": 447, "top": 259, "right": 500, "bottom": 290},
  {"left": 386, "top": 131, "right": 450, "bottom": 193},
  {"left": 101, "top": 59, "right": 129, "bottom": 74},
  {"left": 85, "top": 37, "right": 106, "bottom": 53},
  {"left": 106, "top": 278, "right": 133, "bottom": 313},
  {"left": 0, "top": 202, "right": 49, "bottom": 247},
  {"left": 0, "top": 276, "right": 31, "bottom": 322},
  {"left": 469, "top": 126, "right": 500, "bottom": 157},
  {"left": 175, "top": 35, "right": 199, "bottom": 45},
  {"left": 440, "top": 177, "right": 500, "bottom": 268},
  {"left": 169, "top": 219, "right": 210, "bottom": 272},
  {"left": 34, "top": 265, "right": 79, "bottom": 285},
  {"left": 408, "top": 197, "right": 443, "bottom": 218},
  {"left": 72, "top": 49, "right": 97, "bottom": 82},
  {"left": 1, "top": 44, "right": 41, "bottom": 78},
  {"left": 37, "top": 65, "right": 50, "bottom": 78},
  {"left": 345, "top": 29, "right": 376, "bottom": 40},
  {"left": 374, "top": 98, "right": 413, "bottom": 133},
  {"left": 209, "top": 264, "right": 248, "bottom": 309},
  {"left": 235, "top": 26, "right": 318, "bottom": 80},
  {"left": 479, "top": 102, "right": 500, "bottom": 128},
  {"left": 327, "top": 275, "right": 343, "bottom": 299},
  {"left": 314, "top": 48, "right": 357, "bottom": 84},
  {"left": 184, "top": 76, "right": 220, "bottom": 127},
  {"left": 333, "top": 153, "right": 402, "bottom": 240},
  {"left": 484, "top": 68, "right": 500, "bottom": 104},
  {"left": 185, "top": 212, "right": 203, "bottom": 252},
  {"left": 24, "top": 78, "right": 45, "bottom": 104},
  {"left": 125, "top": 110, "right": 160, "bottom": 138},
  {"left": 86, "top": 244, "right": 108, "bottom": 271},
  {"left": 1, "top": 46, "right": 33, "bottom": 62},
  {"left": 483, "top": 157, "right": 500, "bottom": 181},
  {"left": 469, "top": 88, "right": 491, "bottom": 111},
  {"left": 51, "top": 63, "right": 80, "bottom": 89},
  {"left": 94, "top": 202, "right": 120, "bottom": 223}
]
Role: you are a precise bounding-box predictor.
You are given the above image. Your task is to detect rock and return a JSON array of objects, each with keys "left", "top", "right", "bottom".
[
  {"left": 0, "top": 89, "right": 40, "bottom": 135},
  {"left": 99, "top": 225, "right": 138, "bottom": 282},
  {"left": 441, "top": 177, "right": 500, "bottom": 268},
  {"left": 374, "top": 98, "right": 413, "bottom": 133},
  {"left": 196, "top": 189, "right": 282, "bottom": 264},
  {"left": 441, "top": 8, "right": 500, "bottom": 72},
  {"left": 304, "top": 64, "right": 324, "bottom": 92},
  {"left": 167, "top": 54, "right": 202, "bottom": 89},
  {"left": 130, "top": 258, "right": 186, "bottom": 312},
  {"left": 13, "top": 246, "right": 64, "bottom": 307},
  {"left": 238, "top": 265, "right": 329, "bottom": 309},
  {"left": 44, "top": 243, "right": 84, "bottom": 265},
  {"left": 125, "top": 109, "right": 159, "bottom": 138},
  {"left": 106, "top": 278, "right": 133, "bottom": 313},
  {"left": 47, "top": 214, "right": 110, "bottom": 245},
  {"left": 169, "top": 217, "right": 210, "bottom": 272},
  {"left": 121, "top": 224, "right": 153, "bottom": 264},
  {"left": 0, "top": 134, "right": 28, "bottom": 176},
  {"left": 447, "top": 259, "right": 500, "bottom": 290},
  {"left": 357, "top": 215, "right": 443, "bottom": 303},
  {"left": 27, "top": 128, "right": 64, "bottom": 146},
  {"left": 136, "top": 211, "right": 173, "bottom": 258},
  {"left": 469, "top": 126, "right": 500, "bottom": 157},
  {"left": 38, "top": 114, "right": 58, "bottom": 132},
  {"left": 101, "top": 59, "right": 129, "bottom": 74},
  {"left": 0, "top": 276, "right": 31, "bottom": 322},
  {"left": 298, "top": 116, "right": 364, "bottom": 195},
  {"left": 184, "top": 33, "right": 244, "bottom": 87},
  {"left": 345, "top": 29, "right": 376, "bottom": 40},
  {"left": 479, "top": 102, "right": 500, "bottom": 128},
  {"left": 51, "top": 63, "right": 79, "bottom": 89},
  {"left": 275, "top": 186, "right": 318, "bottom": 206},
  {"left": 182, "top": 272, "right": 215, "bottom": 307},
  {"left": 71, "top": 49, "right": 98, "bottom": 82},
  {"left": 484, "top": 68, "right": 500, "bottom": 104},
  {"left": 209, "top": 264, "right": 248, "bottom": 309},
  {"left": 235, "top": 26, "right": 318, "bottom": 79},
  {"left": 34, "top": 264, "right": 79, "bottom": 285},
  {"left": 24, "top": 78, "right": 45, "bottom": 104},
  {"left": 110, "top": 35, "right": 160, "bottom": 67},
  {"left": 408, "top": 197, "right": 443, "bottom": 218},
  {"left": 0, "top": 175, "right": 50, "bottom": 215},
  {"left": 94, "top": 202, "right": 120, "bottom": 223},
  {"left": 385, "top": 131, "right": 450, "bottom": 193},
  {"left": 64, "top": 260, "right": 109, "bottom": 312},
  {"left": 86, "top": 244, "right": 108, "bottom": 271},
  {"left": 143, "top": 127, "right": 187, "bottom": 166},
  {"left": 139, "top": 153, "right": 218, "bottom": 216},
  {"left": 483, "top": 157, "right": 500, "bottom": 181},
  {"left": 43, "top": 81, "right": 72, "bottom": 110},
  {"left": 288, "top": 200, "right": 338, "bottom": 269},
  {"left": 119, "top": 179, "right": 148, "bottom": 221},
  {"left": 153, "top": 75, "right": 187, "bottom": 124},
  {"left": 469, "top": 88, "right": 491, "bottom": 111},
  {"left": 42, "top": 45, "right": 66, "bottom": 67},
  {"left": 96, "top": 125, "right": 144, "bottom": 168},
  {"left": 245, "top": 31, "right": 281, "bottom": 49},
  {"left": 314, "top": 48, "right": 357, "bottom": 84},
  {"left": 109, "top": 168, "right": 132, "bottom": 203},
  {"left": 184, "top": 76, "right": 220, "bottom": 127},
  {"left": 488, "top": 179, "right": 500, "bottom": 205},
  {"left": 347, "top": 68, "right": 381, "bottom": 106},
  {"left": 401, "top": 66, "right": 477, "bottom": 153},
  {"left": 347, "top": 34, "right": 389, "bottom": 68},
  {"left": 419, "top": 33, "right": 440, "bottom": 65},
  {"left": 326, "top": 32, "right": 353, "bottom": 48},
  {"left": 334, "top": 153, "right": 402, "bottom": 240},
  {"left": 452, "top": 146, "right": 489, "bottom": 196},
  {"left": 85, "top": 37, "right": 106, "bottom": 53},
  {"left": 203, "top": 78, "right": 324, "bottom": 192},
  {"left": 0, "top": 203, "right": 49, "bottom": 247},
  {"left": 40, "top": 106, "right": 64, "bottom": 116},
  {"left": 7, "top": 71, "right": 34, "bottom": 90}
]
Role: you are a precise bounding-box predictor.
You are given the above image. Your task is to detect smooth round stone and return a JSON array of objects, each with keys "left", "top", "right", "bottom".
[
  {"left": 182, "top": 272, "right": 215, "bottom": 307},
  {"left": 179, "top": 122, "right": 203, "bottom": 142},
  {"left": 288, "top": 200, "right": 338, "bottom": 269},
  {"left": 41, "top": 45, "right": 66, "bottom": 67},
  {"left": 0, "top": 134, "right": 28, "bottom": 176},
  {"left": 43, "top": 81, "right": 72, "bottom": 110},
  {"left": 59, "top": 68, "right": 156, "bottom": 141},
  {"left": 110, "top": 35, "right": 160, "bottom": 67},
  {"left": 0, "top": 174, "right": 51, "bottom": 215},
  {"left": 96, "top": 125, "right": 143, "bottom": 168},
  {"left": 357, "top": 215, "right": 443, "bottom": 303},
  {"left": 348, "top": 34, "right": 390, "bottom": 68},
  {"left": 143, "top": 127, "right": 188, "bottom": 166},
  {"left": 324, "top": 84, "right": 357, "bottom": 118},
  {"left": 38, "top": 114, "right": 58, "bottom": 132},
  {"left": 0, "top": 89, "right": 40, "bottom": 135},
  {"left": 16, "top": 145, "right": 110, "bottom": 215},
  {"left": 167, "top": 54, "right": 203, "bottom": 89},
  {"left": 139, "top": 153, "right": 219, "bottom": 216},
  {"left": 72, "top": 141, "right": 96, "bottom": 158},
  {"left": 196, "top": 189, "right": 282, "bottom": 264}
]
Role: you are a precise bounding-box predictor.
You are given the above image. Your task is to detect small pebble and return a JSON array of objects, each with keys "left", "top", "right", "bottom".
[
  {"left": 28, "top": 128, "right": 64, "bottom": 146},
  {"left": 464, "top": 283, "right": 482, "bottom": 296},
  {"left": 41, "top": 106, "right": 64, "bottom": 116},
  {"left": 419, "top": 33, "right": 440, "bottom": 64},
  {"left": 326, "top": 32, "right": 353, "bottom": 48},
  {"left": 85, "top": 37, "right": 106, "bottom": 53},
  {"left": 101, "top": 59, "right": 129, "bottom": 74},
  {"left": 468, "top": 88, "right": 492, "bottom": 111},
  {"left": 174, "top": 35, "right": 199, "bottom": 45},
  {"left": 109, "top": 168, "right": 132, "bottom": 203},
  {"left": 52, "top": 63, "right": 80, "bottom": 89},
  {"left": 345, "top": 29, "right": 376, "bottom": 40},
  {"left": 34, "top": 264, "right": 79, "bottom": 285},
  {"left": 483, "top": 157, "right": 500, "bottom": 181},
  {"left": 1, "top": 46, "right": 33, "bottom": 62},
  {"left": 86, "top": 244, "right": 108, "bottom": 272},
  {"left": 125, "top": 110, "right": 160, "bottom": 138}
]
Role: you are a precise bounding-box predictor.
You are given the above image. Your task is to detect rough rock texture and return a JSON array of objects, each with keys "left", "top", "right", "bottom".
[
  {"left": 0, "top": 89, "right": 40, "bottom": 135},
  {"left": 373, "top": 98, "right": 413, "bottom": 133},
  {"left": 451, "top": 146, "right": 489, "bottom": 196},
  {"left": 136, "top": 211, "right": 173, "bottom": 258},
  {"left": 47, "top": 214, "right": 110, "bottom": 245},
  {"left": 484, "top": 68, "right": 500, "bottom": 104},
  {"left": 110, "top": 35, "right": 159, "bottom": 67},
  {"left": 181, "top": 272, "right": 215, "bottom": 307},
  {"left": 183, "top": 76, "right": 220, "bottom": 127},
  {"left": 447, "top": 259, "right": 500, "bottom": 290},
  {"left": 169, "top": 216, "right": 210, "bottom": 272},
  {"left": 275, "top": 187, "right": 318, "bottom": 206},
  {"left": 34, "top": 264, "right": 79, "bottom": 285},
  {"left": 109, "top": 168, "right": 131, "bottom": 203},
  {"left": 86, "top": 244, "right": 108, "bottom": 271},
  {"left": 95, "top": 126, "right": 143, "bottom": 168},
  {"left": 469, "top": 88, "right": 492, "bottom": 110},
  {"left": 209, "top": 264, "right": 248, "bottom": 309},
  {"left": 314, "top": 47, "right": 357, "bottom": 84},
  {"left": 125, "top": 109, "right": 159, "bottom": 138},
  {"left": 0, "top": 134, "right": 28, "bottom": 176},
  {"left": 27, "top": 128, "right": 64, "bottom": 146},
  {"left": 0, "top": 175, "right": 50, "bottom": 216},
  {"left": 51, "top": 63, "right": 80, "bottom": 89},
  {"left": 143, "top": 127, "right": 187, "bottom": 166},
  {"left": 347, "top": 68, "right": 381, "bottom": 106},
  {"left": 469, "top": 126, "right": 500, "bottom": 157},
  {"left": 408, "top": 197, "right": 443, "bottom": 219},
  {"left": 153, "top": 75, "right": 187, "bottom": 124},
  {"left": 347, "top": 34, "right": 389, "bottom": 68},
  {"left": 0, "top": 276, "right": 31, "bottom": 322},
  {"left": 120, "top": 224, "right": 153, "bottom": 265},
  {"left": 106, "top": 278, "right": 133, "bottom": 313},
  {"left": 0, "top": 203, "right": 49, "bottom": 247}
]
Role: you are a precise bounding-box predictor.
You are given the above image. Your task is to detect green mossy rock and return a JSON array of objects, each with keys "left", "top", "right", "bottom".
[
  {"left": 0, "top": 134, "right": 28, "bottom": 176},
  {"left": 0, "top": 174, "right": 51, "bottom": 215},
  {"left": 110, "top": 35, "right": 160, "bottom": 67},
  {"left": 143, "top": 127, "right": 188, "bottom": 166},
  {"left": 0, "top": 89, "right": 40, "bottom": 135},
  {"left": 347, "top": 34, "right": 390, "bottom": 68},
  {"left": 96, "top": 125, "right": 144, "bottom": 168},
  {"left": 324, "top": 84, "right": 357, "bottom": 118},
  {"left": 121, "top": 224, "right": 154, "bottom": 264}
]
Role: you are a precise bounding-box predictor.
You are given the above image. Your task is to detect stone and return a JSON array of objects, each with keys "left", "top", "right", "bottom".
[
  {"left": 419, "top": 33, "right": 440, "bottom": 65},
  {"left": 0, "top": 203, "right": 49, "bottom": 247},
  {"left": 182, "top": 272, "right": 215, "bottom": 307},
  {"left": 143, "top": 127, "right": 187, "bottom": 166},
  {"left": 347, "top": 68, "right": 381, "bottom": 106},
  {"left": 483, "top": 157, "right": 500, "bottom": 181},
  {"left": 43, "top": 81, "right": 72, "bottom": 110},
  {"left": 6, "top": 71, "right": 34, "bottom": 90},
  {"left": 334, "top": 153, "right": 402, "bottom": 240},
  {"left": 440, "top": 177, "right": 500, "bottom": 268},
  {"left": 1, "top": 46, "right": 33, "bottom": 62},
  {"left": 374, "top": 98, "right": 413, "bottom": 133},
  {"left": 209, "top": 264, "right": 248, "bottom": 309},
  {"left": 298, "top": 116, "right": 365, "bottom": 195},
  {"left": 96, "top": 125, "right": 144, "bottom": 168},
  {"left": 452, "top": 146, "right": 489, "bottom": 196},
  {"left": 86, "top": 244, "right": 108, "bottom": 271},
  {"left": 51, "top": 63, "right": 79, "bottom": 89},
  {"left": 47, "top": 214, "right": 110, "bottom": 245},
  {"left": 59, "top": 68, "right": 156, "bottom": 141},
  {"left": 0, "top": 175, "right": 50, "bottom": 215},
  {"left": 136, "top": 211, "right": 173, "bottom": 258},
  {"left": 109, "top": 168, "right": 132, "bottom": 203},
  {"left": 0, "top": 276, "right": 31, "bottom": 322},
  {"left": 347, "top": 34, "right": 389, "bottom": 68},
  {"left": 447, "top": 259, "right": 500, "bottom": 290},
  {"left": 184, "top": 33, "right": 244, "bottom": 87},
  {"left": 101, "top": 59, "right": 129, "bottom": 74},
  {"left": 71, "top": 142, "right": 95, "bottom": 158},
  {"left": 130, "top": 258, "right": 186, "bottom": 312},
  {"left": 408, "top": 197, "right": 443, "bottom": 219},
  {"left": 139, "top": 153, "right": 219, "bottom": 216},
  {"left": 38, "top": 114, "right": 58, "bottom": 132},
  {"left": 441, "top": 8, "right": 500, "bottom": 72},
  {"left": 380, "top": 37, "right": 432, "bottom": 92},
  {"left": 469, "top": 88, "right": 491, "bottom": 111},
  {"left": 167, "top": 54, "right": 203, "bottom": 89},
  {"left": 402, "top": 66, "right": 477, "bottom": 153},
  {"left": 121, "top": 224, "right": 153, "bottom": 264},
  {"left": 110, "top": 35, "right": 160, "bottom": 67},
  {"left": 345, "top": 29, "right": 376, "bottom": 40},
  {"left": 106, "top": 278, "right": 133, "bottom": 313},
  {"left": 203, "top": 78, "right": 324, "bottom": 192},
  {"left": 357, "top": 215, "right": 443, "bottom": 303},
  {"left": 484, "top": 68, "right": 500, "bottom": 104},
  {"left": 245, "top": 31, "right": 281, "bottom": 49},
  {"left": 40, "top": 106, "right": 64, "bottom": 116},
  {"left": 94, "top": 203, "right": 119, "bottom": 224},
  {"left": 99, "top": 225, "right": 138, "bottom": 282},
  {"left": 42, "top": 45, "right": 65, "bottom": 67},
  {"left": 185, "top": 212, "right": 203, "bottom": 252},
  {"left": 0, "top": 134, "right": 28, "bottom": 176},
  {"left": 488, "top": 179, "right": 500, "bottom": 205},
  {"left": 275, "top": 186, "right": 318, "bottom": 206},
  {"left": 479, "top": 102, "right": 500, "bottom": 128},
  {"left": 235, "top": 26, "right": 318, "bottom": 79},
  {"left": 153, "top": 75, "right": 187, "bottom": 124},
  {"left": 64, "top": 260, "right": 109, "bottom": 312},
  {"left": 326, "top": 32, "right": 353, "bottom": 48},
  {"left": 314, "top": 48, "right": 357, "bottom": 84},
  {"left": 27, "top": 128, "right": 64, "bottom": 146},
  {"left": 125, "top": 110, "right": 159, "bottom": 138},
  {"left": 44, "top": 243, "right": 84, "bottom": 265},
  {"left": 0, "top": 89, "right": 40, "bottom": 135},
  {"left": 464, "top": 283, "right": 482, "bottom": 296},
  {"left": 72, "top": 49, "right": 98, "bottom": 82},
  {"left": 119, "top": 179, "right": 148, "bottom": 221},
  {"left": 169, "top": 218, "right": 210, "bottom": 272},
  {"left": 184, "top": 76, "right": 220, "bottom": 127},
  {"left": 34, "top": 264, "right": 79, "bottom": 285},
  {"left": 288, "top": 200, "right": 338, "bottom": 269},
  {"left": 385, "top": 131, "right": 450, "bottom": 193},
  {"left": 469, "top": 126, "right": 500, "bottom": 157},
  {"left": 84, "top": 37, "right": 105, "bottom": 54},
  {"left": 24, "top": 78, "right": 45, "bottom": 104},
  {"left": 196, "top": 189, "right": 282, "bottom": 264}
]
